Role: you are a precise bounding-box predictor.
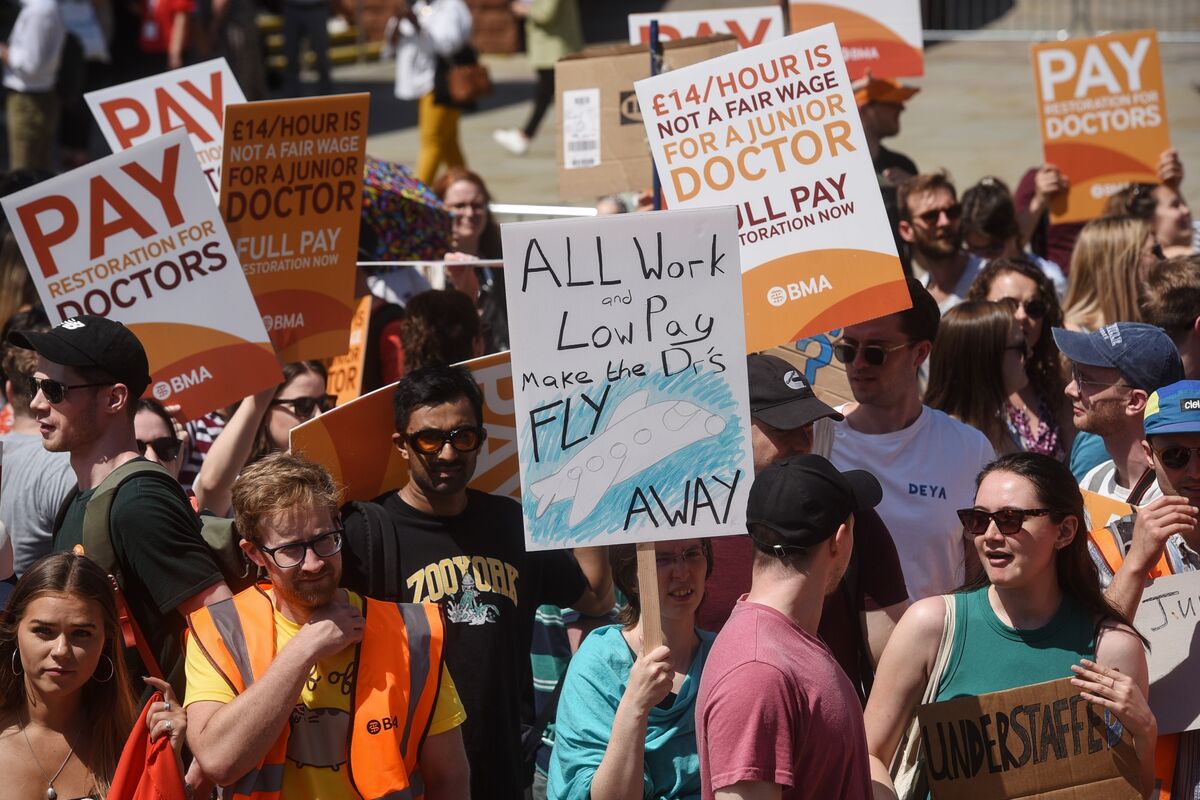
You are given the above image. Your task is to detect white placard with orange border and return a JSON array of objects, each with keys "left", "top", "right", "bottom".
[
  {"left": 628, "top": 7, "right": 785, "bottom": 50},
  {"left": 788, "top": 0, "right": 923, "bottom": 80}
]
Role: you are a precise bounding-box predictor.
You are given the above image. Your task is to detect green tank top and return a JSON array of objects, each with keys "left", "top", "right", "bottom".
[{"left": 935, "top": 586, "right": 1097, "bottom": 704}]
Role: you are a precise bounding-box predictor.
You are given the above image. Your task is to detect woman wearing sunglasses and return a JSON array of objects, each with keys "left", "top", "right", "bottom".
[
  {"left": 134, "top": 400, "right": 188, "bottom": 481},
  {"left": 548, "top": 540, "right": 715, "bottom": 800},
  {"left": 863, "top": 453, "right": 1156, "bottom": 799},
  {"left": 193, "top": 361, "right": 336, "bottom": 516}
]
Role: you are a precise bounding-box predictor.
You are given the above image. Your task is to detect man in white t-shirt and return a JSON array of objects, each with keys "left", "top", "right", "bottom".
[
  {"left": 897, "top": 172, "right": 984, "bottom": 314},
  {"left": 1054, "top": 322, "right": 1184, "bottom": 504},
  {"left": 829, "top": 278, "right": 995, "bottom": 599}
]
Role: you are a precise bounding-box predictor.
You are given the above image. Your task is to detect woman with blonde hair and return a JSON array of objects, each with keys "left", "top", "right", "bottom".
[{"left": 1062, "top": 215, "right": 1159, "bottom": 331}]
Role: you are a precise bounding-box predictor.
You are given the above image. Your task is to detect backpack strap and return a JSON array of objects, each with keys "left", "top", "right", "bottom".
[
  {"left": 81, "top": 459, "right": 182, "bottom": 578},
  {"left": 1127, "top": 467, "right": 1157, "bottom": 507}
]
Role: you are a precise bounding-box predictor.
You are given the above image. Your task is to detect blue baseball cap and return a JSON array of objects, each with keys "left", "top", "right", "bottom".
[
  {"left": 1052, "top": 323, "right": 1183, "bottom": 392},
  {"left": 1144, "top": 380, "right": 1200, "bottom": 437}
]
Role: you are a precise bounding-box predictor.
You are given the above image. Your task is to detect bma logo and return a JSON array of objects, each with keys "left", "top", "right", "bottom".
[
  {"left": 152, "top": 366, "right": 215, "bottom": 400},
  {"left": 262, "top": 312, "right": 305, "bottom": 332},
  {"left": 619, "top": 91, "right": 641, "bottom": 125},
  {"left": 1183, "top": 398, "right": 1200, "bottom": 412},
  {"left": 766, "top": 275, "right": 833, "bottom": 307},
  {"left": 366, "top": 716, "right": 399, "bottom": 735}
]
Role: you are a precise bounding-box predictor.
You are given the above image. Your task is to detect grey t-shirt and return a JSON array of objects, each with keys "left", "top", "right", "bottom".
[{"left": 0, "top": 432, "right": 75, "bottom": 576}]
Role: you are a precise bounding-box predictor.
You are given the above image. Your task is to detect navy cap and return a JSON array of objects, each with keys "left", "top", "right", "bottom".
[
  {"left": 1144, "top": 380, "right": 1200, "bottom": 437},
  {"left": 747, "top": 353, "right": 843, "bottom": 430},
  {"left": 747, "top": 454, "right": 881, "bottom": 553},
  {"left": 1052, "top": 323, "right": 1183, "bottom": 392}
]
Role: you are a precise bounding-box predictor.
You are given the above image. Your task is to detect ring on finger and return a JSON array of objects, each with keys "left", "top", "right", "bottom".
[{"left": 165, "top": 720, "right": 174, "bottom": 732}]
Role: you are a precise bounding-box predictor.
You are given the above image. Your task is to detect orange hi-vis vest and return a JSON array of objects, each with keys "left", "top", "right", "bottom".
[{"left": 187, "top": 585, "right": 445, "bottom": 800}]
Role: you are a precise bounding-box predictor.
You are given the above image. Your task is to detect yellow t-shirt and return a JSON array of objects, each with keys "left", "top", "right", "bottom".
[{"left": 184, "top": 590, "right": 466, "bottom": 799}]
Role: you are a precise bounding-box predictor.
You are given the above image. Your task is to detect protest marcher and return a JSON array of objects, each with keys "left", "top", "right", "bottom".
[
  {"left": 388, "top": 0, "right": 473, "bottom": 185},
  {"left": 1054, "top": 322, "right": 1183, "bottom": 502},
  {"left": 897, "top": 173, "right": 983, "bottom": 313},
  {"left": 0, "top": 0, "right": 67, "bottom": 171},
  {"left": 184, "top": 451, "right": 470, "bottom": 798},
  {"left": 830, "top": 278, "right": 996, "bottom": 599},
  {"left": 137, "top": 0, "right": 190, "bottom": 73},
  {"left": 0, "top": 312, "right": 74, "bottom": 577},
  {"left": 0, "top": 552, "right": 187, "bottom": 799},
  {"left": 340, "top": 364, "right": 614, "bottom": 800},
  {"left": 204, "top": 0, "right": 267, "bottom": 100},
  {"left": 863, "top": 452, "right": 1157, "bottom": 798},
  {"left": 698, "top": 353, "right": 909, "bottom": 703},
  {"left": 548, "top": 539, "right": 714, "bottom": 799},
  {"left": 134, "top": 399, "right": 188, "bottom": 482},
  {"left": 696, "top": 455, "right": 882, "bottom": 800},
  {"left": 1062, "top": 215, "right": 1158, "bottom": 332},
  {"left": 854, "top": 74, "right": 918, "bottom": 183},
  {"left": 281, "top": 0, "right": 331, "bottom": 95},
  {"left": 1141, "top": 255, "right": 1200, "bottom": 379},
  {"left": 493, "top": 0, "right": 582, "bottom": 156},
  {"left": 1106, "top": 181, "right": 1195, "bottom": 259},
  {"left": 193, "top": 360, "right": 333, "bottom": 516},
  {"left": 401, "top": 288, "right": 484, "bottom": 373},
  {"left": 959, "top": 176, "right": 1066, "bottom": 297},
  {"left": 7, "top": 316, "right": 231, "bottom": 686}
]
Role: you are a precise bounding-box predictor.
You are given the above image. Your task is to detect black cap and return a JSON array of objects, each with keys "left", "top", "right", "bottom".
[
  {"left": 747, "top": 455, "right": 882, "bottom": 553},
  {"left": 8, "top": 315, "right": 151, "bottom": 400},
  {"left": 748, "top": 353, "right": 843, "bottom": 430}
]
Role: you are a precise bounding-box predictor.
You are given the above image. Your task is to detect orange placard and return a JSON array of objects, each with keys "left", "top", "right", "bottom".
[
  {"left": 1032, "top": 30, "right": 1169, "bottom": 224},
  {"left": 789, "top": 0, "right": 923, "bottom": 80},
  {"left": 220, "top": 94, "right": 370, "bottom": 361},
  {"left": 289, "top": 351, "right": 518, "bottom": 503},
  {"left": 325, "top": 294, "right": 372, "bottom": 406}
]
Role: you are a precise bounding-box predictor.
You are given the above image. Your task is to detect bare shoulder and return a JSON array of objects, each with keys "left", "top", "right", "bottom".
[
  {"left": 899, "top": 595, "right": 950, "bottom": 638},
  {"left": 1094, "top": 620, "right": 1146, "bottom": 660}
]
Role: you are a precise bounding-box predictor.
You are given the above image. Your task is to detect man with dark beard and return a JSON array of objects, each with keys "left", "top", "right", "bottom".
[
  {"left": 184, "top": 451, "right": 471, "bottom": 798},
  {"left": 340, "top": 364, "right": 615, "bottom": 800},
  {"left": 897, "top": 172, "right": 983, "bottom": 313}
]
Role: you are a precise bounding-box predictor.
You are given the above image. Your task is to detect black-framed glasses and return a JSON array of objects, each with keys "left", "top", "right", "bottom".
[
  {"left": 832, "top": 339, "right": 911, "bottom": 366},
  {"left": 137, "top": 436, "right": 181, "bottom": 462},
  {"left": 26, "top": 376, "right": 112, "bottom": 405},
  {"left": 406, "top": 426, "right": 487, "bottom": 455},
  {"left": 915, "top": 204, "right": 962, "bottom": 226},
  {"left": 270, "top": 394, "right": 337, "bottom": 419},
  {"left": 1155, "top": 445, "right": 1200, "bottom": 471},
  {"left": 256, "top": 529, "right": 344, "bottom": 569},
  {"left": 654, "top": 545, "right": 707, "bottom": 571},
  {"left": 957, "top": 507, "right": 1059, "bottom": 535}
]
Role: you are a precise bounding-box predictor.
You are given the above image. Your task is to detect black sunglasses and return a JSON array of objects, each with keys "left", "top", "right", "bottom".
[
  {"left": 406, "top": 426, "right": 487, "bottom": 455},
  {"left": 998, "top": 296, "right": 1048, "bottom": 320},
  {"left": 957, "top": 507, "right": 1060, "bottom": 535},
  {"left": 832, "top": 339, "right": 911, "bottom": 367},
  {"left": 916, "top": 203, "right": 962, "bottom": 226},
  {"left": 26, "top": 376, "right": 112, "bottom": 405},
  {"left": 270, "top": 394, "right": 337, "bottom": 419},
  {"left": 256, "top": 529, "right": 344, "bottom": 569},
  {"left": 137, "top": 436, "right": 181, "bottom": 462},
  {"left": 1156, "top": 445, "right": 1200, "bottom": 471}
]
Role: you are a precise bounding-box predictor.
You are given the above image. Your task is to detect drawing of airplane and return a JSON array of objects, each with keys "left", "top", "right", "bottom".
[{"left": 529, "top": 389, "right": 728, "bottom": 526}]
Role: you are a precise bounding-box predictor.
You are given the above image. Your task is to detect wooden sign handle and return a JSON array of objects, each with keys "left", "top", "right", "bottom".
[{"left": 635, "top": 542, "right": 664, "bottom": 654}]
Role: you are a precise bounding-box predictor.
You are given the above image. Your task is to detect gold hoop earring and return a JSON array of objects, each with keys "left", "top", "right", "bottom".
[
  {"left": 10, "top": 648, "right": 22, "bottom": 676},
  {"left": 92, "top": 654, "right": 114, "bottom": 683}
]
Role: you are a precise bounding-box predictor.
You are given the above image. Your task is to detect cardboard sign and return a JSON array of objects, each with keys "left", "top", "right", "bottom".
[
  {"left": 85, "top": 59, "right": 246, "bottom": 200},
  {"left": 502, "top": 208, "right": 755, "bottom": 551},
  {"left": 1134, "top": 570, "right": 1200, "bottom": 735},
  {"left": 918, "top": 677, "right": 1141, "bottom": 799},
  {"left": 1, "top": 131, "right": 280, "bottom": 419},
  {"left": 555, "top": 36, "right": 738, "bottom": 200},
  {"left": 324, "top": 294, "right": 372, "bottom": 407},
  {"left": 768, "top": 332, "right": 852, "bottom": 407},
  {"left": 788, "top": 0, "right": 923, "bottom": 80},
  {"left": 635, "top": 24, "right": 909, "bottom": 353},
  {"left": 290, "top": 351, "right": 518, "bottom": 503},
  {"left": 628, "top": 7, "right": 785, "bottom": 50},
  {"left": 1032, "top": 30, "right": 1169, "bottom": 224},
  {"left": 220, "top": 94, "right": 369, "bottom": 361}
]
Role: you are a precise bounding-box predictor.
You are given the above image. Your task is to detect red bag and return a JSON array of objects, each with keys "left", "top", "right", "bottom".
[{"left": 108, "top": 691, "right": 187, "bottom": 800}]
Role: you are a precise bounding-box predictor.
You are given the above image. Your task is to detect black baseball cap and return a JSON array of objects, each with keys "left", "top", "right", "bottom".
[
  {"left": 748, "top": 353, "right": 843, "bottom": 430},
  {"left": 8, "top": 315, "right": 151, "bottom": 400},
  {"left": 747, "top": 455, "right": 882, "bottom": 554}
]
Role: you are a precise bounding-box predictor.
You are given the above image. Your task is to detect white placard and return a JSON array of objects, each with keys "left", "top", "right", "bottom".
[{"left": 628, "top": 6, "right": 786, "bottom": 50}]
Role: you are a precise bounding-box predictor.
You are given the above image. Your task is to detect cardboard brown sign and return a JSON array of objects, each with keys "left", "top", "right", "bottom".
[
  {"left": 918, "top": 677, "right": 1141, "bottom": 799},
  {"left": 768, "top": 329, "right": 852, "bottom": 408}
]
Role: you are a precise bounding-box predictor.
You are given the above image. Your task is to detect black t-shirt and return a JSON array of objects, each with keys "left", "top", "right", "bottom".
[
  {"left": 54, "top": 464, "right": 224, "bottom": 692},
  {"left": 341, "top": 489, "right": 587, "bottom": 800}
]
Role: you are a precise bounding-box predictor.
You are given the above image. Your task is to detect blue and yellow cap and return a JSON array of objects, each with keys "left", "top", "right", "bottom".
[{"left": 1144, "top": 380, "right": 1200, "bottom": 437}]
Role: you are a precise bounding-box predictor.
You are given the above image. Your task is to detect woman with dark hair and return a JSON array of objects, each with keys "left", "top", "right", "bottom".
[
  {"left": 864, "top": 453, "right": 1157, "bottom": 798},
  {"left": 401, "top": 288, "right": 484, "bottom": 372},
  {"left": 134, "top": 399, "right": 188, "bottom": 481},
  {"left": 960, "top": 177, "right": 1066, "bottom": 297},
  {"left": 0, "top": 553, "right": 185, "bottom": 799},
  {"left": 548, "top": 539, "right": 715, "bottom": 799}
]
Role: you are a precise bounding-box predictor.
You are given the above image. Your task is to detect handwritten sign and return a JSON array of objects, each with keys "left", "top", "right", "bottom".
[
  {"left": 628, "top": 7, "right": 785, "bottom": 50},
  {"left": 918, "top": 677, "right": 1141, "bottom": 799},
  {"left": 635, "top": 24, "right": 909, "bottom": 353},
  {"left": 1, "top": 131, "right": 280, "bottom": 419},
  {"left": 220, "top": 94, "right": 369, "bottom": 361},
  {"left": 1032, "top": 30, "right": 1169, "bottom": 224},
  {"left": 325, "top": 294, "right": 372, "bottom": 407},
  {"left": 290, "top": 351, "right": 518, "bottom": 503},
  {"left": 85, "top": 59, "right": 246, "bottom": 200},
  {"left": 788, "top": 0, "right": 923, "bottom": 80},
  {"left": 1134, "top": 570, "right": 1200, "bottom": 735},
  {"left": 502, "top": 208, "right": 754, "bottom": 551}
]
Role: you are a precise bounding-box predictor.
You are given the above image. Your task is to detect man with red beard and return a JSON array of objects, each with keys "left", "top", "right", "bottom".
[{"left": 897, "top": 172, "right": 983, "bottom": 313}]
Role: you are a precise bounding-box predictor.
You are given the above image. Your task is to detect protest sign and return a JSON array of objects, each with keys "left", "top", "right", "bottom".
[
  {"left": 1, "top": 131, "right": 280, "bottom": 419},
  {"left": 1134, "top": 570, "right": 1200, "bottom": 735},
  {"left": 628, "top": 7, "right": 785, "bottom": 50},
  {"left": 85, "top": 59, "right": 246, "bottom": 200},
  {"left": 768, "top": 332, "right": 852, "bottom": 407},
  {"left": 290, "top": 351, "right": 518, "bottom": 503},
  {"left": 1082, "top": 490, "right": 1133, "bottom": 530},
  {"left": 325, "top": 295, "right": 372, "bottom": 407},
  {"left": 788, "top": 0, "right": 923, "bottom": 80},
  {"left": 635, "top": 24, "right": 909, "bottom": 353},
  {"left": 1032, "top": 30, "right": 1169, "bottom": 224},
  {"left": 918, "top": 677, "right": 1141, "bottom": 799},
  {"left": 220, "top": 94, "right": 369, "bottom": 362},
  {"left": 502, "top": 207, "right": 755, "bottom": 551}
]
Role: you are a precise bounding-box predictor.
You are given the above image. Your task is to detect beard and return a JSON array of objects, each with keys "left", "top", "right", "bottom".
[
  {"left": 278, "top": 565, "right": 340, "bottom": 610},
  {"left": 913, "top": 232, "right": 960, "bottom": 261}
]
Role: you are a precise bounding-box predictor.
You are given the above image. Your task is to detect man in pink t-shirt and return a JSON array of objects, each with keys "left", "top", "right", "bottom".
[{"left": 696, "top": 455, "right": 881, "bottom": 799}]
